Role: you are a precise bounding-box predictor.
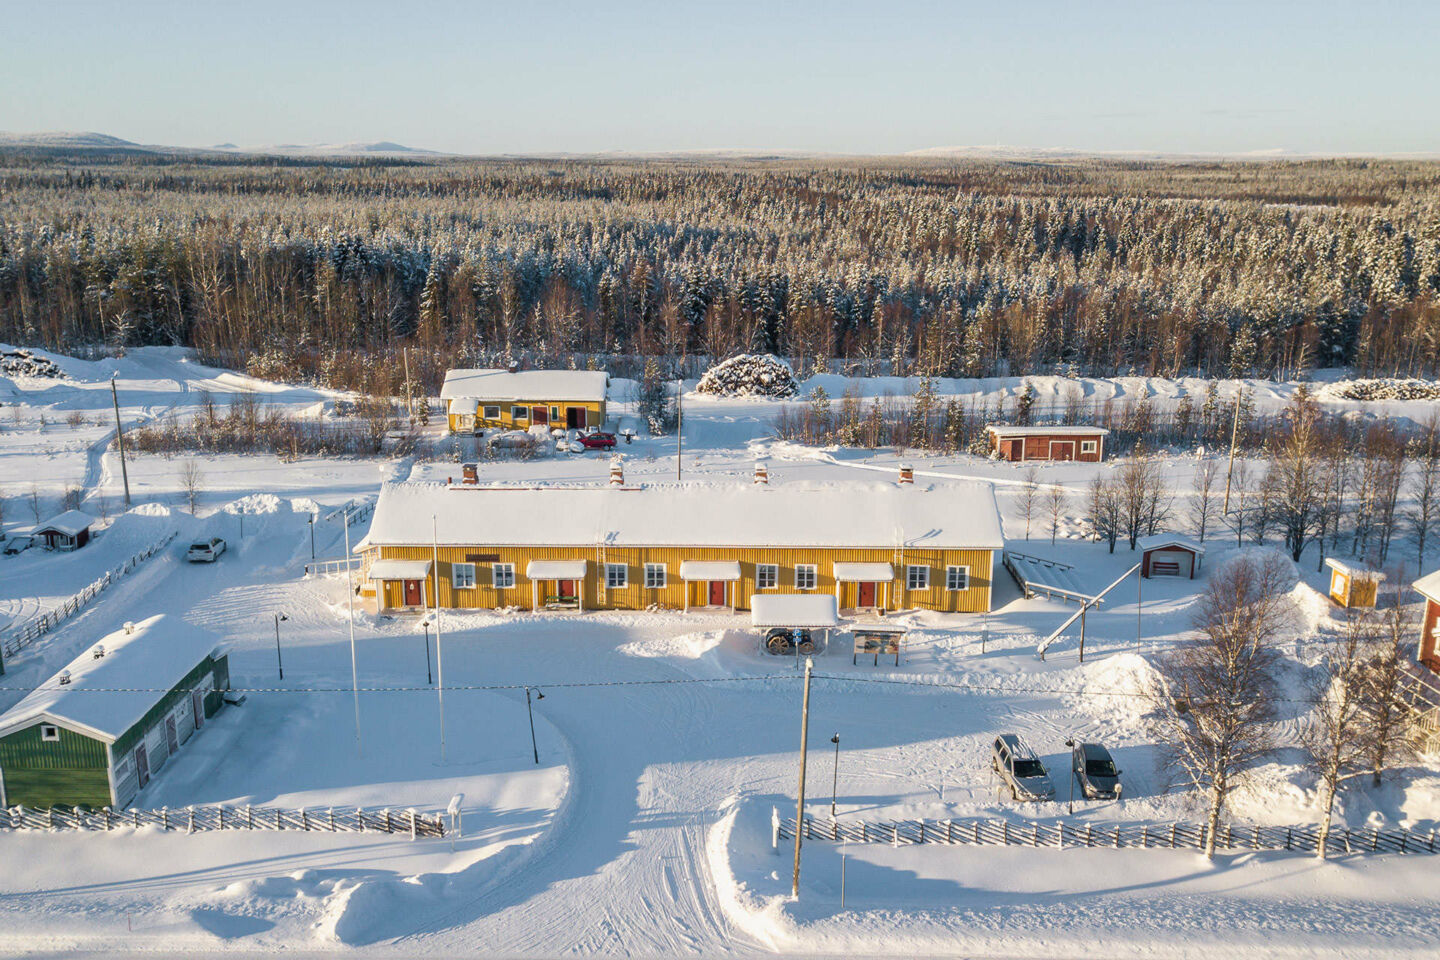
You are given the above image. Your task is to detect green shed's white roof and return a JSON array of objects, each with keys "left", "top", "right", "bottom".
[{"left": 0, "top": 615, "right": 223, "bottom": 743}]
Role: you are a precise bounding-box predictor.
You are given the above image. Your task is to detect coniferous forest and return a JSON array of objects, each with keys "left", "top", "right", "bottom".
[{"left": 2, "top": 152, "right": 1440, "bottom": 393}]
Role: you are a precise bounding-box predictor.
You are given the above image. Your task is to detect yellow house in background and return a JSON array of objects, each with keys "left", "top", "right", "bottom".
[
  {"left": 441, "top": 368, "right": 608, "bottom": 434},
  {"left": 355, "top": 468, "right": 1004, "bottom": 616}
]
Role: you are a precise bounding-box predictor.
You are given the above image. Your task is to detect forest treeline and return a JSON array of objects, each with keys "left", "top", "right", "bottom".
[{"left": 3, "top": 155, "right": 1440, "bottom": 394}]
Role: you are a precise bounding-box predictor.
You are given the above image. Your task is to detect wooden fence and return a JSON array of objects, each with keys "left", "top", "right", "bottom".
[
  {"left": 774, "top": 814, "right": 1438, "bottom": 855},
  {"left": 2, "top": 531, "right": 178, "bottom": 658},
  {"left": 2, "top": 803, "right": 445, "bottom": 838},
  {"left": 323, "top": 496, "right": 375, "bottom": 527},
  {"left": 304, "top": 556, "right": 364, "bottom": 577}
]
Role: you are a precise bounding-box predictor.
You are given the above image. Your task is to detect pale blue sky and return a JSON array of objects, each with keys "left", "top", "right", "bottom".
[{"left": 2, "top": 0, "right": 1436, "bottom": 155}]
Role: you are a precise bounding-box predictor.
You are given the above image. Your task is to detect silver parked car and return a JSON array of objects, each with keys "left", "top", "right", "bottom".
[
  {"left": 187, "top": 537, "right": 227, "bottom": 562},
  {"left": 991, "top": 733, "right": 1056, "bottom": 801},
  {"left": 1072, "top": 741, "right": 1122, "bottom": 799}
]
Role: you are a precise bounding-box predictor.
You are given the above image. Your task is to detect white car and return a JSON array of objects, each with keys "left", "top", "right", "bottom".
[{"left": 187, "top": 537, "right": 227, "bottom": 562}]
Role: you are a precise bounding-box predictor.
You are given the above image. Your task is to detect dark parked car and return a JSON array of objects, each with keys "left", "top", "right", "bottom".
[
  {"left": 572, "top": 431, "right": 617, "bottom": 451},
  {"left": 1072, "top": 741, "right": 1122, "bottom": 799},
  {"left": 991, "top": 733, "right": 1055, "bottom": 801},
  {"left": 3, "top": 535, "right": 34, "bottom": 556},
  {"left": 764, "top": 627, "right": 815, "bottom": 655}
]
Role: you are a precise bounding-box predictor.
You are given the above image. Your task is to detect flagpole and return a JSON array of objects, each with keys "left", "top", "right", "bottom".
[
  {"left": 433, "top": 514, "right": 446, "bottom": 762},
  {"left": 344, "top": 514, "right": 362, "bottom": 755}
]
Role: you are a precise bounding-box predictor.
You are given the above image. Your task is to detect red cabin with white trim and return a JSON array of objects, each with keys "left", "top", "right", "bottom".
[{"left": 985, "top": 425, "right": 1109, "bottom": 463}]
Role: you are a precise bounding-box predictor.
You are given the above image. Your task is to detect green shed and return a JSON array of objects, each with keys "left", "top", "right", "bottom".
[{"left": 0, "top": 614, "right": 230, "bottom": 810}]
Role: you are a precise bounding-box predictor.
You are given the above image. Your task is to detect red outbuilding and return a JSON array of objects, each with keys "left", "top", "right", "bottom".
[
  {"left": 1138, "top": 534, "right": 1205, "bottom": 579},
  {"left": 986, "top": 425, "right": 1109, "bottom": 463}
]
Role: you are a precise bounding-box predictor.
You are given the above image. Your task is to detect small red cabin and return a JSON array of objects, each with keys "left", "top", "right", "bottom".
[
  {"left": 986, "top": 425, "right": 1108, "bottom": 463},
  {"left": 1138, "top": 534, "right": 1204, "bottom": 579},
  {"left": 1414, "top": 571, "right": 1440, "bottom": 673}
]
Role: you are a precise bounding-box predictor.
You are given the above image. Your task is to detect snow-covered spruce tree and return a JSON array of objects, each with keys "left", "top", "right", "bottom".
[
  {"left": 639, "top": 357, "right": 676, "bottom": 435},
  {"left": 694, "top": 354, "right": 798, "bottom": 399}
]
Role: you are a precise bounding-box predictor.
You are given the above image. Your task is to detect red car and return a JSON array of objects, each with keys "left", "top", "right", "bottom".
[{"left": 572, "top": 431, "right": 617, "bottom": 451}]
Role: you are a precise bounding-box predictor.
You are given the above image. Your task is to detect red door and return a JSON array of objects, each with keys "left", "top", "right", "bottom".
[
  {"left": 559, "top": 579, "right": 577, "bottom": 600},
  {"left": 403, "top": 579, "right": 422, "bottom": 606},
  {"left": 1050, "top": 441, "right": 1075, "bottom": 461},
  {"left": 533, "top": 406, "right": 549, "bottom": 425},
  {"left": 135, "top": 744, "right": 150, "bottom": 788},
  {"left": 858, "top": 581, "right": 876, "bottom": 607},
  {"left": 567, "top": 406, "right": 586, "bottom": 429},
  {"left": 709, "top": 581, "right": 726, "bottom": 605}
]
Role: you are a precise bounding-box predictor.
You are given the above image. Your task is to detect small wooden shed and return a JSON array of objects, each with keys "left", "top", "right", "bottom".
[
  {"left": 1326, "top": 558, "right": 1384, "bottom": 609},
  {"left": 33, "top": 510, "right": 94, "bottom": 552},
  {"left": 1138, "top": 534, "right": 1204, "bottom": 579},
  {"left": 985, "top": 425, "right": 1109, "bottom": 463},
  {"left": 1413, "top": 571, "right": 1440, "bottom": 673}
]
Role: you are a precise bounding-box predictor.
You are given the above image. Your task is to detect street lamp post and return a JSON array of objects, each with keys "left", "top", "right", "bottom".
[
  {"left": 422, "top": 618, "right": 433, "bottom": 684},
  {"left": 273, "top": 612, "right": 288, "bottom": 680},
  {"left": 525, "top": 688, "right": 544, "bottom": 765},
  {"left": 307, "top": 515, "right": 315, "bottom": 560},
  {"left": 1064, "top": 738, "right": 1076, "bottom": 816},
  {"left": 830, "top": 733, "right": 840, "bottom": 819}
]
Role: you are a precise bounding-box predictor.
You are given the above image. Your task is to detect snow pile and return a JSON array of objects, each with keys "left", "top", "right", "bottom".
[
  {"left": 695, "top": 354, "right": 799, "bottom": 398},
  {"left": 1078, "top": 653, "right": 1162, "bottom": 725},
  {"left": 0, "top": 348, "right": 64, "bottom": 379},
  {"left": 1322, "top": 378, "right": 1440, "bottom": 401}
]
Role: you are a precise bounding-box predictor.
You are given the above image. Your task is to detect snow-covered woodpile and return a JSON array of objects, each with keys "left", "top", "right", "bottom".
[
  {"left": 1323, "top": 378, "right": 1440, "bottom": 401},
  {"left": 694, "top": 354, "right": 798, "bottom": 398},
  {"left": 0, "top": 349, "right": 63, "bottom": 379}
]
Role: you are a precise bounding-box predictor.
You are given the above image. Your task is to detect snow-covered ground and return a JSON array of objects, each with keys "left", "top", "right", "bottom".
[{"left": 1, "top": 347, "right": 1438, "bottom": 956}]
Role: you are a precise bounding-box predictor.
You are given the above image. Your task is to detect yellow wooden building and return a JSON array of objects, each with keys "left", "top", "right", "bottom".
[
  {"left": 355, "top": 468, "right": 1004, "bottom": 616},
  {"left": 441, "top": 368, "right": 608, "bottom": 434},
  {"left": 1325, "top": 558, "right": 1384, "bottom": 608}
]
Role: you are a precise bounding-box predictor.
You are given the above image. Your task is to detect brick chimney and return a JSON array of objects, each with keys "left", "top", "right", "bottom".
[
  {"left": 461, "top": 462, "right": 479, "bottom": 485},
  {"left": 610, "top": 458, "right": 625, "bottom": 487},
  {"left": 753, "top": 462, "right": 769, "bottom": 485},
  {"left": 898, "top": 463, "right": 914, "bottom": 485}
]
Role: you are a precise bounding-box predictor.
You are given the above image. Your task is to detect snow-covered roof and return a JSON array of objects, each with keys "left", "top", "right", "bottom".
[
  {"left": 985, "top": 424, "right": 1110, "bottom": 437},
  {"left": 448, "top": 397, "right": 478, "bottom": 414},
  {"left": 832, "top": 562, "right": 894, "bottom": 581},
  {"left": 750, "top": 594, "right": 840, "bottom": 628},
  {"left": 679, "top": 561, "right": 742, "bottom": 581},
  {"left": 440, "top": 369, "right": 608, "bottom": 403},
  {"left": 34, "top": 509, "right": 94, "bottom": 537},
  {"left": 1325, "top": 558, "right": 1385, "bottom": 581},
  {"left": 0, "top": 615, "right": 222, "bottom": 743},
  {"left": 1414, "top": 570, "right": 1440, "bottom": 600},
  {"left": 526, "top": 559, "right": 587, "bottom": 579},
  {"left": 368, "top": 559, "right": 432, "bottom": 580},
  {"left": 1137, "top": 534, "right": 1205, "bottom": 555},
  {"left": 358, "top": 481, "right": 1005, "bottom": 551}
]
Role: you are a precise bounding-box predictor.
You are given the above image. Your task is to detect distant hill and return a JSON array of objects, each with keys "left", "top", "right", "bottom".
[{"left": 0, "top": 131, "right": 443, "bottom": 159}]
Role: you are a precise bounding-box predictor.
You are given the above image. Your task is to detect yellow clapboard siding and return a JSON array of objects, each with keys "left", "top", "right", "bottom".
[
  {"left": 448, "top": 399, "right": 607, "bottom": 434},
  {"left": 365, "top": 544, "right": 994, "bottom": 613}
]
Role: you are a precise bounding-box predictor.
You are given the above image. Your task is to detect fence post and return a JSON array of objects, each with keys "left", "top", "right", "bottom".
[
  {"left": 1429, "top": 828, "right": 1436, "bottom": 853},
  {"left": 1058, "top": 822, "right": 1065, "bottom": 848},
  {"left": 918, "top": 820, "right": 925, "bottom": 844},
  {"left": 1141, "top": 824, "right": 1148, "bottom": 848},
  {"left": 1344, "top": 828, "right": 1352, "bottom": 853},
  {"left": 1371, "top": 828, "right": 1379, "bottom": 852},
  {"left": 891, "top": 822, "right": 899, "bottom": 847},
  {"left": 409, "top": 808, "right": 417, "bottom": 841},
  {"left": 1400, "top": 831, "right": 1408, "bottom": 853},
  {"left": 1002, "top": 820, "right": 1010, "bottom": 845},
  {"left": 188, "top": 806, "right": 195, "bottom": 834},
  {"left": 328, "top": 807, "right": 336, "bottom": 832},
  {"left": 357, "top": 807, "right": 365, "bottom": 833},
  {"left": 947, "top": 819, "right": 954, "bottom": 844},
  {"left": 771, "top": 807, "right": 780, "bottom": 849},
  {"left": 1087, "top": 822, "right": 1094, "bottom": 847},
  {"left": 301, "top": 807, "right": 308, "bottom": 831},
  {"left": 832, "top": 818, "right": 838, "bottom": 841},
  {"left": 103, "top": 806, "right": 111, "bottom": 830},
  {"left": 861, "top": 821, "right": 867, "bottom": 843},
  {"left": 247, "top": 805, "right": 254, "bottom": 828},
  {"left": 973, "top": 821, "right": 980, "bottom": 844},
  {"left": 1113, "top": 825, "right": 1121, "bottom": 848}
]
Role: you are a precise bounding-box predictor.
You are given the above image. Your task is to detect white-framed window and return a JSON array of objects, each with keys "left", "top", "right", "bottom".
[
  {"left": 114, "top": 753, "right": 132, "bottom": 780},
  {"left": 644, "top": 563, "right": 667, "bottom": 588},
  {"left": 946, "top": 565, "right": 969, "bottom": 591},
  {"left": 551, "top": 406, "right": 562, "bottom": 422},
  {"left": 756, "top": 563, "right": 779, "bottom": 589},
  {"left": 511, "top": 405, "right": 529, "bottom": 420},
  {"left": 492, "top": 563, "right": 516, "bottom": 588},
  {"left": 795, "top": 564, "right": 817, "bottom": 590},
  {"left": 606, "top": 563, "right": 628, "bottom": 588},
  {"left": 40, "top": 724, "right": 59, "bottom": 742},
  {"left": 907, "top": 565, "right": 930, "bottom": 590},
  {"left": 452, "top": 563, "right": 477, "bottom": 589},
  {"left": 1081, "top": 439, "right": 1098, "bottom": 454},
  {"left": 483, "top": 405, "right": 501, "bottom": 420}
]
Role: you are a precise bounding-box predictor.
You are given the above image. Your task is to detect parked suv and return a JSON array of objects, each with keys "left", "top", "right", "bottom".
[
  {"left": 187, "top": 537, "right": 227, "bottom": 563},
  {"left": 991, "top": 734, "right": 1055, "bottom": 801},
  {"left": 1072, "top": 741, "right": 1122, "bottom": 799}
]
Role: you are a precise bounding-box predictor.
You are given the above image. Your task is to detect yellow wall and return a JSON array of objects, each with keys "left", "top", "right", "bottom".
[
  {"left": 448, "top": 399, "right": 607, "bottom": 434},
  {"left": 366, "top": 544, "right": 994, "bottom": 613}
]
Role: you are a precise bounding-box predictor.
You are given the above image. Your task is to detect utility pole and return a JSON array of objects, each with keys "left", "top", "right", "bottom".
[
  {"left": 792, "top": 656, "right": 814, "bottom": 898},
  {"left": 1065, "top": 738, "right": 1076, "bottom": 816},
  {"left": 1078, "top": 603, "right": 1088, "bottom": 663},
  {"left": 676, "top": 381, "right": 683, "bottom": 481},
  {"left": 110, "top": 374, "right": 131, "bottom": 507},
  {"left": 307, "top": 514, "right": 316, "bottom": 560},
  {"left": 343, "top": 513, "right": 362, "bottom": 756},
  {"left": 830, "top": 733, "right": 841, "bottom": 819},
  {"left": 433, "top": 515, "right": 446, "bottom": 762},
  {"left": 1222, "top": 387, "right": 1244, "bottom": 515},
  {"left": 422, "top": 618, "right": 433, "bottom": 684},
  {"left": 525, "top": 687, "right": 543, "bottom": 764}
]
